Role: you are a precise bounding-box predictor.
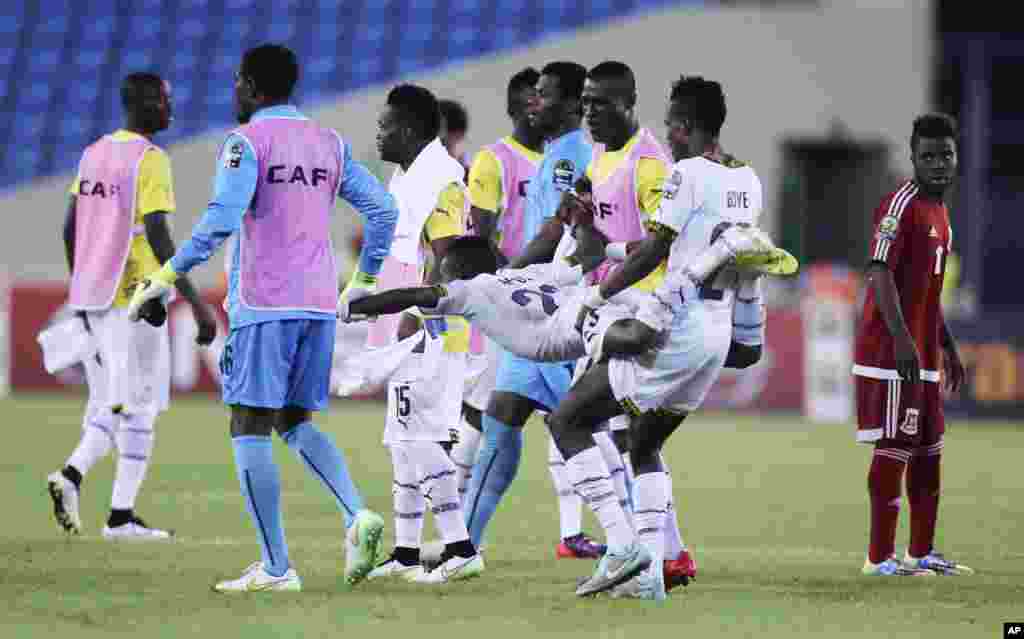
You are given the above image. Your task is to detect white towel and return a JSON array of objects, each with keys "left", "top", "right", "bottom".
[
  {"left": 387, "top": 138, "right": 467, "bottom": 266},
  {"left": 333, "top": 327, "right": 443, "bottom": 397}
]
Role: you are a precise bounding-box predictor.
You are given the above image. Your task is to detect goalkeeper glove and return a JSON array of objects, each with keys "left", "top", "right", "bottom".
[
  {"left": 128, "top": 262, "right": 178, "bottom": 323},
  {"left": 337, "top": 270, "right": 377, "bottom": 322}
]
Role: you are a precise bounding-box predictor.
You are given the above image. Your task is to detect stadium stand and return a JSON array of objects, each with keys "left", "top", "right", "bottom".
[{"left": 0, "top": 0, "right": 691, "bottom": 189}]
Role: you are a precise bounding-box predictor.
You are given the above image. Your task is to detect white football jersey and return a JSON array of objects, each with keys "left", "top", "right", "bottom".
[
  {"left": 653, "top": 156, "right": 762, "bottom": 315},
  {"left": 425, "top": 264, "right": 647, "bottom": 362}
]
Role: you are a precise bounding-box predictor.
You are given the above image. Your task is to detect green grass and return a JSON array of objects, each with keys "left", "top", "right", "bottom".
[{"left": 3, "top": 394, "right": 1022, "bottom": 638}]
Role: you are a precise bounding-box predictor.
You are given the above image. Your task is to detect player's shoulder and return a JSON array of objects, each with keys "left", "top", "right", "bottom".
[{"left": 877, "top": 180, "right": 921, "bottom": 212}]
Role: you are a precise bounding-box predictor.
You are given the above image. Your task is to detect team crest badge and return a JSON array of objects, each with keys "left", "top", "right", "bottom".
[
  {"left": 899, "top": 408, "right": 920, "bottom": 436},
  {"left": 663, "top": 170, "right": 683, "bottom": 200},
  {"left": 552, "top": 159, "right": 575, "bottom": 188},
  {"left": 876, "top": 215, "right": 899, "bottom": 241},
  {"left": 224, "top": 143, "right": 243, "bottom": 169}
]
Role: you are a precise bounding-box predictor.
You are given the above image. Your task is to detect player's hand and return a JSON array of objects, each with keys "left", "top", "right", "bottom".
[
  {"left": 894, "top": 335, "right": 921, "bottom": 385},
  {"left": 337, "top": 270, "right": 376, "bottom": 322},
  {"left": 128, "top": 263, "right": 178, "bottom": 322},
  {"left": 575, "top": 285, "right": 608, "bottom": 334},
  {"left": 942, "top": 341, "right": 965, "bottom": 394},
  {"left": 556, "top": 189, "right": 595, "bottom": 227},
  {"left": 191, "top": 302, "right": 218, "bottom": 346}
]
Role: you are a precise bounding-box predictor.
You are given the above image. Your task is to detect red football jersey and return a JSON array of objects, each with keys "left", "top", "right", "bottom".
[{"left": 854, "top": 180, "right": 952, "bottom": 383}]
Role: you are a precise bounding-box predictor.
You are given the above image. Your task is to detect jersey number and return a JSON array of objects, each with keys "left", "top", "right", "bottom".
[
  {"left": 934, "top": 246, "right": 944, "bottom": 275},
  {"left": 394, "top": 384, "right": 411, "bottom": 421},
  {"left": 598, "top": 202, "right": 613, "bottom": 219},
  {"left": 511, "top": 284, "right": 560, "bottom": 316},
  {"left": 518, "top": 180, "right": 529, "bottom": 198}
]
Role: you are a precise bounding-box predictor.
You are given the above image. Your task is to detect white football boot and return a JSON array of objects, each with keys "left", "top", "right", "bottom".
[
  {"left": 414, "top": 553, "right": 485, "bottom": 584},
  {"left": 213, "top": 561, "right": 302, "bottom": 593},
  {"left": 102, "top": 515, "right": 173, "bottom": 541}
]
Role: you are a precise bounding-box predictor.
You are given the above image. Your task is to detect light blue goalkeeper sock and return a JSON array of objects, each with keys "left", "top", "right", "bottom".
[
  {"left": 464, "top": 415, "right": 523, "bottom": 547},
  {"left": 232, "top": 436, "right": 289, "bottom": 578},
  {"left": 282, "top": 422, "right": 364, "bottom": 529}
]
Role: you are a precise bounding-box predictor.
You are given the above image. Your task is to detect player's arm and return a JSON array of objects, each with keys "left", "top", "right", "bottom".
[
  {"left": 865, "top": 200, "right": 920, "bottom": 383},
  {"left": 63, "top": 195, "right": 76, "bottom": 274},
  {"left": 467, "top": 148, "right": 501, "bottom": 251},
  {"left": 508, "top": 215, "right": 565, "bottom": 269},
  {"left": 600, "top": 225, "right": 674, "bottom": 300},
  {"left": 424, "top": 183, "right": 464, "bottom": 285},
  {"left": 138, "top": 149, "right": 216, "bottom": 344},
  {"left": 348, "top": 285, "right": 444, "bottom": 318},
  {"left": 567, "top": 222, "right": 609, "bottom": 274},
  {"left": 337, "top": 141, "right": 399, "bottom": 281},
  {"left": 939, "top": 308, "right": 964, "bottom": 393},
  {"left": 128, "top": 134, "right": 257, "bottom": 319},
  {"left": 866, "top": 262, "right": 919, "bottom": 384}
]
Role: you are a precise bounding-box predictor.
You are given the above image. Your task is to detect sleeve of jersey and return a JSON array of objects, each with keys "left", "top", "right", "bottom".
[
  {"left": 338, "top": 141, "right": 399, "bottom": 277},
  {"left": 424, "top": 183, "right": 466, "bottom": 242},
  {"left": 169, "top": 134, "right": 257, "bottom": 275},
  {"left": 644, "top": 167, "right": 695, "bottom": 240},
  {"left": 136, "top": 148, "right": 176, "bottom": 217},
  {"left": 868, "top": 196, "right": 912, "bottom": 268},
  {"left": 636, "top": 157, "right": 668, "bottom": 217},
  {"left": 467, "top": 148, "right": 501, "bottom": 213},
  {"left": 732, "top": 275, "right": 765, "bottom": 346}
]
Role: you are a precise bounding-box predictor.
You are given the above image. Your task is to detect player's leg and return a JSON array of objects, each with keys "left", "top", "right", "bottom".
[
  {"left": 546, "top": 361, "right": 650, "bottom": 596},
  {"left": 49, "top": 340, "right": 112, "bottom": 535},
  {"left": 610, "top": 410, "right": 685, "bottom": 601},
  {"left": 415, "top": 441, "right": 484, "bottom": 583},
  {"left": 462, "top": 349, "right": 544, "bottom": 547},
  {"left": 452, "top": 403, "right": 484, "bottom": 503},
  {"left": 274, "top": 319, "right": 382, "bottom": 586},
  {"left": 370, "top": 443, "right": 427, "bottom": 581},
  {"left": 903, "top": 383, "right": 972, "bottom": 575},
  {"left": 855, "top": 376, "right": 931, "bottom": 576},
  {"left": 100, "top": 310, "right": 171, "bottom": 539},
  {"left": 661, "top": 454, "right": 697, "bottom": 588},
  {"left": 214, "top": 322, "right": 299, "bottom": 592}
]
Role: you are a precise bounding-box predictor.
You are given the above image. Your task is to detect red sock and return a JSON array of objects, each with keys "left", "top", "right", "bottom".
[
  {"left": 907, "top": 441, "right": 943, "bottom": 558},
  {"left": 867, "top": 445, "right": 911, "bottom": 564}
]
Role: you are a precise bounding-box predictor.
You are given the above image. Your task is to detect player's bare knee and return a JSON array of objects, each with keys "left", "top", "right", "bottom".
[
  {"left": 462, "top": 404, "right": 483, "bottom": 432},
  {"left": 229, "top": 405, "right": 276, "bottom": 438},
  {"left": 725, "top": 342, "right": 762, "bottom": 369},
  {"left": 486, "top": 392, "right": 533, "bottom": 427}
]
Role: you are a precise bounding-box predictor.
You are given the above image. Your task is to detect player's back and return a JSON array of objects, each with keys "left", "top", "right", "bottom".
[
  {"left": 660, "top": 156, "right": 762, "bottom": 314},
  {"left": 855, "top": 181, "right": 951, "bottom": 378},
  {"left": 232, "top": 117, "right": 344, "bottom": 313}
]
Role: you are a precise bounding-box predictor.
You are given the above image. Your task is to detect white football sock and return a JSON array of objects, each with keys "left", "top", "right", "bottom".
[
  {"left": 565, "top": 446, "right": 633, "bottom": 551},
  {"left": 593, "top": 430, "right": 632, "bottom": 525},
  {"left": 67, "top": 407, "right": 116, "bottom": 476},
  {"left": 390, "top": 444, "right": 425, "bottom": 549},
  {"left": 632, "top": 471, "right": 669, "bottom": 575},
  {"left": 662, "top": 457, "right": 686, "bottom": 556},
  {"left": 110, "top": 412, "right": 156, "bottom": 510},
  {"left": 450, "top": 416, "right": 482, "bottom": 506},
  {"left": 414, "top": 441, "right": 471, "bottom": 546},
  {"left": 548, "top": 436, "right": 582, "bottom": 539}
]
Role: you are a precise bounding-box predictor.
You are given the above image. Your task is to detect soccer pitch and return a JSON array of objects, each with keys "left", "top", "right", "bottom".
[{"left": 3, "top": 394, "right": 1021, "bottom": 638}]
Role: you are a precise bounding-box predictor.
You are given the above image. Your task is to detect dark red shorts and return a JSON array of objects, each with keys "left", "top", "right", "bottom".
[{"left": 855, "top": 376, "right": 944, "bottom": 446}]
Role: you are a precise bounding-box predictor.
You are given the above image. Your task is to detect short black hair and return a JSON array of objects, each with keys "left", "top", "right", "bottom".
[
  {"left": 541, "top": 61, "right": 587, "bottom": 102},
  {"left": 439, "top": 99, "right": 469, "bottom": 135},
  {"left": 670, "top": 76, "right": 727, "bottom": 137},
  {"left": 387, "top": 84, "right": 441, "bottom": 141},
  {"left": 587, "top": 61, "right": 636, "bottom": 95},
  {"left": 507, "top": 66, "right": 540, "bottom": 110},
  {"left": 121, "top": 72, "right": 164, "bottom": 110},
  {"left": 445, "top": 236, "right": 502, "bottom": 278},
  {"left": 911, "top": 113, "right": 958, "bottom": 150},
  {"left": 240, "top": 44, "right": 299, "bottom": 100}
]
